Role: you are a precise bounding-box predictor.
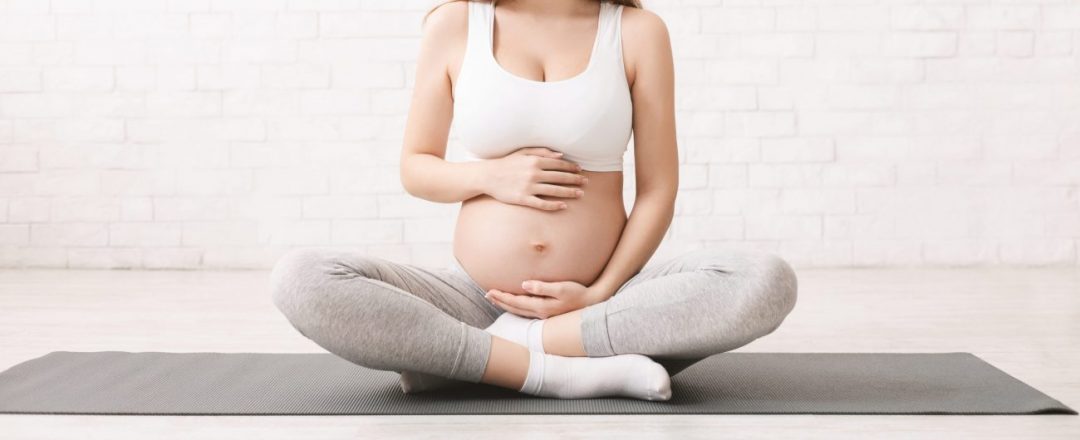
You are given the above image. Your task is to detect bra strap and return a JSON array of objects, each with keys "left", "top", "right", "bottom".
[
  {"left": 596, "top": 3, "right": 624, "bottom": 59},
  {"left": 472, "top": 1, "right": 624, "bottom": 68},
  {"left": 466, "top": 1, "right": 492, "bottom": 59}
]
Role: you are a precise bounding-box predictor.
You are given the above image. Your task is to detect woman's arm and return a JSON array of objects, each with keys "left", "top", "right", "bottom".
[
  {"left": 399, "top": 3, "right": 488, "bottom": 203},
  {"left": 589, "top": 8, "right": 679, "bottom": 299},
  {"left": 399, "top": 3, "right": 586, "bottom": 209}
]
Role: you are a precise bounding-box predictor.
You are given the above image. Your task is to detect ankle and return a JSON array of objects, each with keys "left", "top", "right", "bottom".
[{"left": 525, "top": 319, "right": 546, "bottom": 353}]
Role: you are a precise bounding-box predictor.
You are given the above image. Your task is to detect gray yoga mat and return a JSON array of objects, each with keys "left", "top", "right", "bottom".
[{"left": 0, "top": 351, "right": 1074, "bottom": 415}]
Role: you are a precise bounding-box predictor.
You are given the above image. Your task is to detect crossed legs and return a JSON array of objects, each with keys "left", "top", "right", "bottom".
[{"left": 269, "top": 247, "right": 798, "bottom": 397}]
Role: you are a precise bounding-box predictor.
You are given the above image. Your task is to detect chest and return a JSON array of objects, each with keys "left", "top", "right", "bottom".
[
  {"left": 452, "top": 65, "right": 631, "bottom": 154},
  {"left": 490, "top": 16, "right": 601, "bottom": 83}
]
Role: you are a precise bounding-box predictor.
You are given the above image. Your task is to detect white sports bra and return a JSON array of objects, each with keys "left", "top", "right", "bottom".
[{"left": 452, "top": 0, "right": 632, "bottom": 172}]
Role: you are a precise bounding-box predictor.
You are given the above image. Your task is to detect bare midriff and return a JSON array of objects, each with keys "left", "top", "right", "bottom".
[{"left": 453, "top": 170, "right": 626, "bottom": 295}]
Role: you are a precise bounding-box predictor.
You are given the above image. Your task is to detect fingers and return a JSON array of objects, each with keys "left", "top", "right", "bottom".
[
  {"left": 486, "top": 290, "right": 553, "bottom": 319},
  {"left": 535, "top": 156, "right": 582, "bottom": 173},
  {"left": 522, "top": 195, "right": 567, "bottom": 211},
  {"left": 531, "top": 183, "right": 583, "bottom": 199},
  {"left": 538, "top": 170, "right": 588, "bottom": 186},
  {"left": 489, "top": 296, "right": 543, "bottom": 319},
  {"left": 522, "top": 280, "right": 565, "bottom": 299},
  {"left": 518, "top": 147, "right": 563, "bottom": 159}
]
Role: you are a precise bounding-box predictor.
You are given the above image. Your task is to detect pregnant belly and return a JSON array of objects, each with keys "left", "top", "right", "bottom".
[{"left": 452, "top": 171, "right": 627, "bottom": 295}]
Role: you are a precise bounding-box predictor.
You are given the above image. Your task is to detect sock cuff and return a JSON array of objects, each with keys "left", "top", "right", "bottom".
[
  {"left": 526, "top": 319, "right": 546, "bottom": 353},
  {"left": 519, "top": 350, "right": 546, "bottom": 394}
]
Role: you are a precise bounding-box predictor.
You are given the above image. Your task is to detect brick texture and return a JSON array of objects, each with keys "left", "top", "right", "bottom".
[{"left": 0, "top": 0, "right": 1077, "bottom": 268}]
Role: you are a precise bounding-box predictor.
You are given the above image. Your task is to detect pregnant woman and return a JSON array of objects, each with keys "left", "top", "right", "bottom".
[{"left": 271, "top": 0, "right": 798, "bottom": 401}]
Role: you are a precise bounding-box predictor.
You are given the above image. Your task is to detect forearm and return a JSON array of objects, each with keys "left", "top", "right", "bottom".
[
  {"left": 589, "top": 190, "right": 676, "bottom": 298},
  {"left": 400, "top": 153, "right": 489, "bottom": 203}
]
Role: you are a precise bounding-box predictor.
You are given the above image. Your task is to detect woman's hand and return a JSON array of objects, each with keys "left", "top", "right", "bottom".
[
  {"left": 480, "top": 147, "right": 589, "bottom": 211},
  {"left": 484, "top": 279, "right": 611, "bottom": 319}
]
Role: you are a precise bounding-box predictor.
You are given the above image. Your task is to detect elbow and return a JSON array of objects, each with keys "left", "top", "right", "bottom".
[
  {"left": 400, "top": 175, "right": 424, "bottom": 199},
  {"left": 397, "top": 154, "right": 421, "bottom": 196},
  {"left": 635, "top": 187, "right": 676, "bottom": 228},
  {"left": 399, "top": 163, "right": 413, "bottom": 196},
  {"left": 637, "top": 185, "right": 677, "bottom": 211},
  {"left": 635, "top": 169, "right": 679, "bottom": 208},
  {"left": 399, "top": 152, "right": 446, "bottom": 201},
  {"left": 399, "top": 154, "right": 421, "bottom": 197}
]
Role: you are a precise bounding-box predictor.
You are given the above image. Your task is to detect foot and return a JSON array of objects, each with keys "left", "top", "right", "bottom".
[{"left": 520, "top": 351, "right": 672, "bottom": 401}]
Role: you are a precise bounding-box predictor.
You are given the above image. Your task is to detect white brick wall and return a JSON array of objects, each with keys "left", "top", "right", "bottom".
[{"left": 0, "top": 0, "right": 1077, "bottom": 269}]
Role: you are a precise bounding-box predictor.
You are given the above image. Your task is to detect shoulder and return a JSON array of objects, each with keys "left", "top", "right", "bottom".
[
  {"left": 620, "top": 6, "right": 671, "bottom": 46},
  {"left": 421, "top": 1, "right": 470, "bottom": 43},
  {"left": 618, "top": 6, "right": 673, "bottom": 81},
  {"left": 418, "top": 1, "right": 470, "bottom": 70}
]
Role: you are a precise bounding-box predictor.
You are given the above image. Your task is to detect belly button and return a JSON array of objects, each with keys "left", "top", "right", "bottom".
[{"left": 531, "top": 242, "right": 546, "bottom": 253}]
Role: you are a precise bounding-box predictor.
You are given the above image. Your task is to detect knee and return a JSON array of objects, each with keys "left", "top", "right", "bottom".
[
  {"left": 268, "top": 248, "right": 335, "bottom": 319},
  {"left": 698, "top": 249, "right": 798, "bottom": 332},
  {"left": 748, "top": 252, "right": 799, "bottom": 332}
]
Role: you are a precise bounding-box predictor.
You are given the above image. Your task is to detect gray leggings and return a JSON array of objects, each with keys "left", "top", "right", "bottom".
[{"left": 269, "top": 247, "right": 798, "bottom": 383}]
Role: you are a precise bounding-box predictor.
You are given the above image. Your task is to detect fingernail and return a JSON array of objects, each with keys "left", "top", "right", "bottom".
[
  {"left": 576, "top": 190, "right": 584, "bottom": 196},
  {"left": 560, "top": 203, "right": 568, "bottom": 209},
  {"left": 583, "top": 177, "right": 589, "bottom": 184}
]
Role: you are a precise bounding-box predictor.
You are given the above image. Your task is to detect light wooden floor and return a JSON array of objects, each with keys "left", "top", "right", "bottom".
[{"left": 0, "top": 267, "right": 1077, "bottom": 439}]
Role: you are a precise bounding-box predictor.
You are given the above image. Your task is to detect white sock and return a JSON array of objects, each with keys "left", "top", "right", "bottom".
[
  {"left": 519, "top": 351, "right": 672, "bottom": 401},
  {"left": 485, "top": 313, "right": 546, "bottom": 353}
]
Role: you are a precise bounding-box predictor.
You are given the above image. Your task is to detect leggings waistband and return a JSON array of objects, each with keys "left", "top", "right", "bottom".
[{"left": 448, "top": 255, "right": 485, "bottom": 292}]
